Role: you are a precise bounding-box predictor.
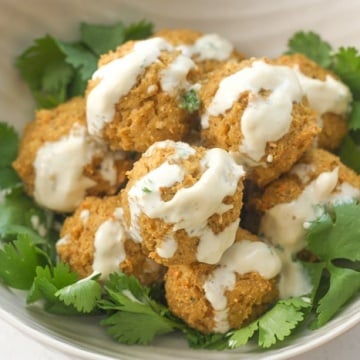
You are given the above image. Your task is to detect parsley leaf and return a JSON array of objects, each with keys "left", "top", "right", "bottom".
[
  {"left": 286, "top": 31, "right": 333, "bottom": 68},
  {"left": 228, "top": 297, "right": 311, "bottom": 349},
  {"left": 305, "top": 202, "right": 360, "bottom": 327},
  {"left": 99, "top": 273, "right": 178, "bottom": 345},
  {"left": 0, "top": 234, "right": 48, "bottom": 289},
  {"left": 123, "top": 20, "right": 154, "bottom": 41}
]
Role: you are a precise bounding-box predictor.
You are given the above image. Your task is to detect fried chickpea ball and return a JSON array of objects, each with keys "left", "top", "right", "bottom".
[
  {"left": 86, "top": 37, "right": 199, "bottom": 153},
  {"left": 165, "top": 228, "right": 281, "bottom": 334},
  {"left": 199, "top": 57, "right": 320, "bottom": 188},
  {"left": 56, "top": 196, "right": 165, "bottom": 285},
  {"left": 12, "top": 96, "right": 133, "bottom": 213},
  {"left": 153, "top": 28, "right": 245, "bottom": 75},
  {"left": 276, "top": 54, "right": 352, "bottom": 150},
  {"left": 121, "top": 140, "right": 245, "bottom": 266},
  {"left": 254, "top": 148, "right": 360, "bottom": 254}
]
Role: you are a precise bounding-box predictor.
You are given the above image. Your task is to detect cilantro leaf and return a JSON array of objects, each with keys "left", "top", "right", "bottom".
[
  {"left": 348, "top": 101, "right": 360, "bottom": 130},
  {"left": 306, "top": 202, "right": 360, "bottom": 262},
  {"left": 339, "top": 135, "right": 360, "bottom": 173},
  {"left": 16, "top": 20, "right": 153, "bottom": 109},
  {"left": 80, "top": 22, "right": 126, "bottom": 56},
  {"left": 311, "top": 263, "right": 360, "bottom": 328},
  {"left": 0, "top": 123, "right": 21, "bottom": 189},
  {"left": 27, "top": 263, "right": 87, "bottom": 315},
  {"left": 99, "top": 273, "right": 178, "bottom": 345},
  {"left": 124, "top": 20, "right": 154, "bottom": 41},
  {"left": 305, "top": 202, "right": 360, "bottom": 328},
  {"left": 15, "top": 35, "right": 75, "bottom": 108},
  {"left": 0, "top": 234, "right": 48, "bottom": 289},
  {"left": 56, "top": 273, "right": 102, "bottom": 313},
  {"left": 102, "top": 311, "right": 174, "bottom": 345},
  {"left": 55, "top": 40, "right": 98, "bottom": 84},
  {"left": 179, "top": 89, "right": 201, "bottom": 113},
  {"left": 0, "top": 123, "right": 19, "bottom": 166},
  {"left": 332, "top": 47, "right": 360, "bottom": 99},
  {"left": 228, "top": 297, "right": 311, "bottom": 349},
  {"left": 286, "top": 31, "right": 333, "bottom": 68}
]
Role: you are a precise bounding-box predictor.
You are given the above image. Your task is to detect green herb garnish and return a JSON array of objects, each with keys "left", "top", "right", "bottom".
[
  {"left": 15, "top": 20, "right": 153, "bottom": 108},
  {"left": 179, "top": 89, "right": 201, "bottom": 113}
]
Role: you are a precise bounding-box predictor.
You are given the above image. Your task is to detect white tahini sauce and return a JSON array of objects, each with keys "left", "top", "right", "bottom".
[
  {"left": 201, "top": 60, "right": 304, "bottom": 162},
  {"left": 33, "top": 124, "right": 118, "bottom": 212},
  {"left": 160, "top": 54, "right": 195, "bottom": 93},
  {"left": 177, "top": 33, "right": 234, "bottom": 61},
  {"left": 294, "top": 67, "right": 352, "bottom": 126},
  {"left": 87, "top": 37, "right": 174, "bottom": 136},
  {"left": 127, "top": 140, "right": 245, "bottom": 263},
  {"left": 92, "top": 207, "right": 127, "bottom": 280},
  {"left": 203, "top": 240, "right": 282, "bottom": 333},
  {"left": 260, "top": 166, "right": 360, "bottom": 298}
]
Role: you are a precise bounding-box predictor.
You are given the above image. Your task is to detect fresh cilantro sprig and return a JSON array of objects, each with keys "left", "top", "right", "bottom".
[
  {"left": 99, "top": 272, "right": 180, "bottom": 345},
  {"left": 305, "top": 201, "right": 360, "bottom": 328},
  {"left": 15, "top": 20, "right": 153, "bottom": 108},
  {"left": 0, "top": 234, "right": 49, "bottom": 289},
  {"left": 228, "top": 297, "right": 312, "bottom": 349},
  {"left": 27, "top": 263, "right": 102, "bottom": 315}
]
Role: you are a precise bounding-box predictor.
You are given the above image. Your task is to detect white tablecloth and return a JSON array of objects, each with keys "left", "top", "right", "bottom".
[{"left": 0, "top": 317, "right": 359, "bottom": 360}]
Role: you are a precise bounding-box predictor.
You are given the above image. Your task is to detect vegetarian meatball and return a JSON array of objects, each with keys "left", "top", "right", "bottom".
[
  {"left": 255, "top": 148, "right": 360, "bottom": 254},
  {"left": 276, "top": 53, "right": 352, "bottom": 150},
  {"left": 199, "top": 57, "right": 320, "bottom": 187},
  {"left": 57, "top": 196, "right": 165, "bottom": 285},
  {"left": 165, "top": 228, "right": 281, "bottom": 334},
  {"left": 153, "top": 28, "right": 245, "bottom": 75},
  {"left": 12, "top": 96, "right": 133, "bottom": 213},
  {"left": 121, "top": 140, "right": 245, "bottom": 266},
  {"left": 86, "top": 37, "right": 199, "bottom": 152}
]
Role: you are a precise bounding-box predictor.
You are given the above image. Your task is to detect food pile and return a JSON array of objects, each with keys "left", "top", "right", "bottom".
[{"left": 1, "top": 22, "right": 360, "bottom": 349}]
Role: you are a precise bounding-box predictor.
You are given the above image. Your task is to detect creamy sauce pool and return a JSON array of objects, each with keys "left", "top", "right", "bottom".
[
  {"left": 127, "top": 140, "right": 245, "bottom": 264},
  {"left": 201, "top": 60, "right": 303, "bottom": 163}
]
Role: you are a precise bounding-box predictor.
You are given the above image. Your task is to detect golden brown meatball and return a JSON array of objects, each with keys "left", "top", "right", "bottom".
[
  {"left": 12, "top": 96, "right": 133, "bottom": 212},
  {"left": 121, "top": 140, "right": 245, "bottom": 266},
  {"left": 86, "top": 38, "right": 199, "bottom": 152},
  {"left": 165, "top": 228, "right": 280, "bottom": 334},
  {"left": 57, "top": 196, "right": 165, "bottom": 286},
  {"left": 253, "top": 148, "right": 360, "bottom": 254},
  {"left": 276, "top": 54, "right": 352, "bottom": 150},
  {"left": 199, "top": 58, "right": 320, "bottom": 188},
  {"left": 153, "top": 28, "right": 245, "bottom": 75}
]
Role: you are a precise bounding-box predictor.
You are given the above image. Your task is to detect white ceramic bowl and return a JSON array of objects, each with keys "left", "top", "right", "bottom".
[{"left": 1, "top": 1, "right": 360, "bottom": 359}]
